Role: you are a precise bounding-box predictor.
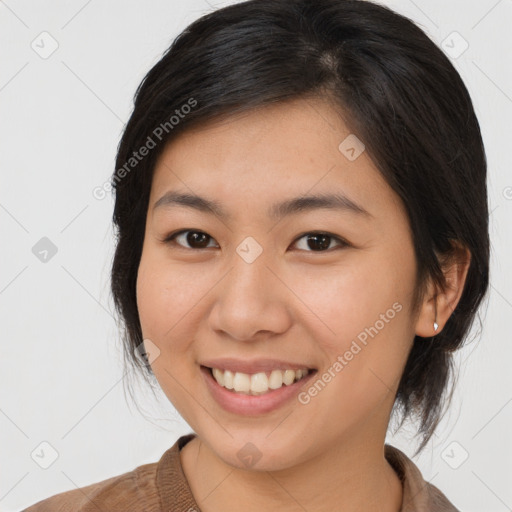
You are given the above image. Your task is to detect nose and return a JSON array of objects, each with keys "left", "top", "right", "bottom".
[{"left": 207, "top": 249, "right": 293, "bottom": 342}]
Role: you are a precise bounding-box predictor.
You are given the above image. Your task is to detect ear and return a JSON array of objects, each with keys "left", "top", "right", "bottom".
[{"left": 415, "top": 242, "right": 472, "bottom": 338}]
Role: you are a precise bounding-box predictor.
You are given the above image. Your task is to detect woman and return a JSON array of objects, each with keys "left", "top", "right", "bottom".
[{"left": 24, "top": 0, "right": 489, "bottom": 510}]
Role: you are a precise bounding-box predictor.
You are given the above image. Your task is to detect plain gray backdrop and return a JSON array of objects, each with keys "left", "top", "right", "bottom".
[{"left": 1, "top": 1, "right": 511, "bottom": 510}]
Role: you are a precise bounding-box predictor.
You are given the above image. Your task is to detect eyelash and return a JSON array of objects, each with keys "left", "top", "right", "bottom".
[{"left": 162, "top": 229, "right": 349, "bottom": 253}]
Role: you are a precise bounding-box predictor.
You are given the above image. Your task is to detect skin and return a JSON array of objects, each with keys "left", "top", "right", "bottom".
[{"left": 136, "top": 97, "right": 470, "bottom": 512}]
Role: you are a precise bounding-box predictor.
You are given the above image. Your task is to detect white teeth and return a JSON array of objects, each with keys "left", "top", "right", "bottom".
[
  {"left": 212, "top": 368, "right": 224, "bottom": 386},
  {"left": 210, "top": 367, "right": 310, "bottom": 395},
  {"left": 250, "top": 372, "right": 269, "bottom": 393},
  {"left": 283, "top": 369, "right": 295, "bottom": 385},
  {"left": 268, "top": 370, "right": 283, "bottom": 389},
  {"left": 233, "top": 372, "right": 250, "bottom": 392},
  {"left": 223, "top": 370, "right": 234, "bottom": 389}
]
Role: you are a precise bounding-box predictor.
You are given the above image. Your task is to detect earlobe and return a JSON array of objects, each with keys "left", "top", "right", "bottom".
[
  {"left": 414, "top": 286, "right": 440, "bottom": 339},
  {"left": 415, "top": 243, "right": 471, "bottom": 338}
]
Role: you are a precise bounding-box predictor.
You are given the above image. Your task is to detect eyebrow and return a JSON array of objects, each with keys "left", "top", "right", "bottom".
[{"left": 153, "top": 190, "right": 373, "bottom": 221}]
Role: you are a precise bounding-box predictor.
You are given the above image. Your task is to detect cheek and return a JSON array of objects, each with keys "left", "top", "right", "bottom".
[
  {"left": 290, "top": 248, "right": 415, "bottom": 397},
  {"left": 137, "top": 249, "right": 200, "bottom": 326},
  {"left": 136, "top": 254, "right": 208, "bottom": 417},
  {"left": 288, "top": 251, "right": 414, "bottom": 351},
  {"left": 292, "top": 276, "right": 412, "bottom": 431}
]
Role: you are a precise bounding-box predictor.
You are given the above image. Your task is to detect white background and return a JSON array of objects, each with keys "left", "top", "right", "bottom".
[{"left": 1, "top": 1, "right": 511, "bottom": 510}]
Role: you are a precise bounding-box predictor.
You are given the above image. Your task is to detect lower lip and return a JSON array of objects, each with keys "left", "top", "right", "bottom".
[{"left": 200, "top": 366, "right": 317, "bottom": 416}]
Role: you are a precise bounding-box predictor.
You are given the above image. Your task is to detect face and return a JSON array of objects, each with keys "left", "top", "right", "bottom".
[{"left": 136, "top": 97, "right": 421, "bottom": 471}]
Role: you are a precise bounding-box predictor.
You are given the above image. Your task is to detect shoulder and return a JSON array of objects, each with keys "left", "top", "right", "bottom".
[
  {"left": 22, "top": 460, "right": 161, "bottom": 512},
  {"left": 385, "top": 444, "right": 460, "bottom": 512}
]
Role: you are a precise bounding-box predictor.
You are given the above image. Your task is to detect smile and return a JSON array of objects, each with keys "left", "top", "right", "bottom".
[
  {"left": 209, "top": 367, "right": 311, "bottom": 395},
  {"left": 200, "top": 363, "right": 318, "bottom": 416}
]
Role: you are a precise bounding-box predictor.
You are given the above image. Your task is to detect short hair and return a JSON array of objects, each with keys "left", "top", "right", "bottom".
[{"left": 110, "top": 0, "right": 490, "bottom": 453}]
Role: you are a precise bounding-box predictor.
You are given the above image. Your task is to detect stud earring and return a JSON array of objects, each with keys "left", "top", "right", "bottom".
[
  {"left": 433, "top": 300, "right": 439, "bottom": 332},
  {"left": 433, "top": 321, "right": 439, "bottom": 332}
]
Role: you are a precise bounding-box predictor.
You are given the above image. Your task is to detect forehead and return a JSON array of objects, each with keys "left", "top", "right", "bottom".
[{"left": 150, "top": 98, "right": 404, "bottom": 222}]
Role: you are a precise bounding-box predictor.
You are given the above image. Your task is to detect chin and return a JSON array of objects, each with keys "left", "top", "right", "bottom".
[{"left": 204, "top": 428, "right": 310, "bottom": 472}]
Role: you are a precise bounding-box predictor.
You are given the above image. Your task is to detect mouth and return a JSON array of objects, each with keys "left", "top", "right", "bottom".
[
  {"left": 200, "top": 364, "right": 318, "bottom": 415},
  {"left": 199, "top": 358, "right": 319, "bottom": 415},
  {"left": 202, "top": 365, "right": 315, "bottom": 396}
]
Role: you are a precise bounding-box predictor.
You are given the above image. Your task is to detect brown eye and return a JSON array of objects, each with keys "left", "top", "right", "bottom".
[
  {"left": 165, "top": 230, "right": 218, "bottom": 249},
  {"left": 293, "top": 232, "right": 347, "bottom": 252}
]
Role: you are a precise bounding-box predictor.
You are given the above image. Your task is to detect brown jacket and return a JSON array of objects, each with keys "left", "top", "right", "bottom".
[{"left": 23, "top": 433, "right": 459, "bottom": 511}]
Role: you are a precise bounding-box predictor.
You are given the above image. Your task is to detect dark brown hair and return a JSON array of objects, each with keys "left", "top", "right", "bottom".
[{"left": 110, "top": 0, "right": 490, "bottom": 453}]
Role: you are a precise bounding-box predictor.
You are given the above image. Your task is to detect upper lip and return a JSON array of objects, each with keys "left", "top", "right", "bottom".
[{"left": 201, "top": 358, "right": 317, "bottom": 375}]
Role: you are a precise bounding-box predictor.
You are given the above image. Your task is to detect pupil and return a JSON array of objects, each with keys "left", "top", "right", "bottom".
[
  {"left": 188, "top": 232, "right": 209, "bottom": 248},
  {"left": 308, "top": 234, "right": 330, "bottom": 251}
]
